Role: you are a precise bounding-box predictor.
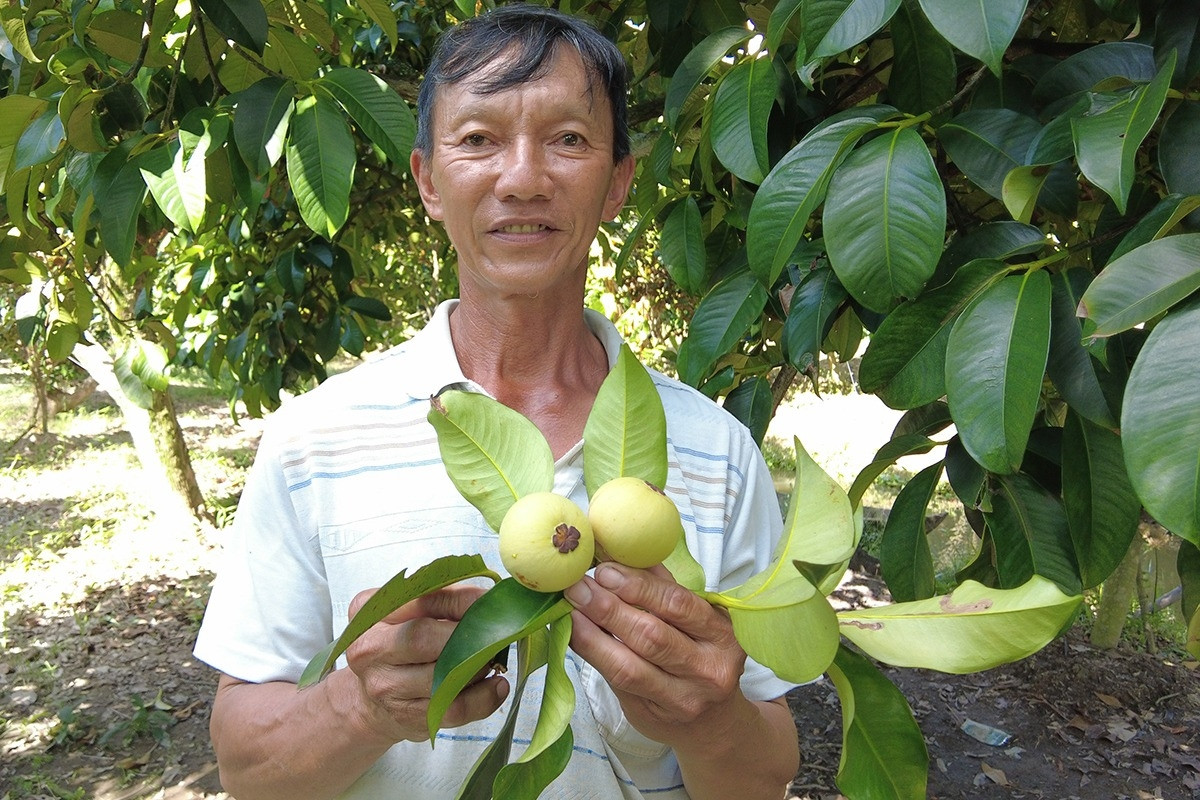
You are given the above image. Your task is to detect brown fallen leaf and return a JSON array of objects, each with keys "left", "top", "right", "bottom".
[{"left": 980, "top": 762, "right": 1009, "bottom": 786}]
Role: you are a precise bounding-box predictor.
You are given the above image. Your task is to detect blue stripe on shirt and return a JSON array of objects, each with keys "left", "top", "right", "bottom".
[{"left": 287, "top": 458, "right": 444, "bottom": 492}]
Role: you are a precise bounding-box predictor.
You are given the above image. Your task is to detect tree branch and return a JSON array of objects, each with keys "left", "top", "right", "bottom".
[{"left": 119, "top": 0, "right": 156, "bottom": 82}]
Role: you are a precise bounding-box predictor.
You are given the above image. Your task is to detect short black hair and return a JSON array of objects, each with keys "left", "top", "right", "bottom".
[{"left": 414, "top": 3, "right": 630, "bottom": 163}]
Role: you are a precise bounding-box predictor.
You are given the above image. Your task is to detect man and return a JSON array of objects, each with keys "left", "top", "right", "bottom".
[{"left": 194, "top": 5, "right": 800, "bottom": 798}]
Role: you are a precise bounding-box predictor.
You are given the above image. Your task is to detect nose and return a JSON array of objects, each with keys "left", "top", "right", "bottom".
[{"left": 494, "top": 138, "right": 554, "bottom": 201}]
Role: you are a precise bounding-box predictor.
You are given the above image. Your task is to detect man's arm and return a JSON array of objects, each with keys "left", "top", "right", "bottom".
[
  {"left": 565, "top": 563, "right": 800, "bottom": 800},
  {"left": 208, "top": 586, "right": 510, "bottom": 800}
]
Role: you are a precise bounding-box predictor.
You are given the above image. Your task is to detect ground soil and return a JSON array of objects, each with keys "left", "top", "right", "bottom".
[{"left": 1, "top": 379, "right": 1197, "bottom": 799}]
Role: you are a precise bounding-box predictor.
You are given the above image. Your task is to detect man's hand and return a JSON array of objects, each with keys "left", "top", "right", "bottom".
[
  {"left": 563, "top": 562, "right": 747, "bottom": 747},
  {"left": 344, "top": 584, "right": 510, "bottom": 745},
  {"left": 563, "top": 563, "right": 799, "bottom": 800}
]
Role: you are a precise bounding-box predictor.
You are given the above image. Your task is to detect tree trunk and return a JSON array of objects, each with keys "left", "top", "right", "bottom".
[
  {"left": 1090, "top": 534, "right": 1144, "bottom": 650},
  {"left": 71, "top": 342, "right": 207, "bottom": 526}
]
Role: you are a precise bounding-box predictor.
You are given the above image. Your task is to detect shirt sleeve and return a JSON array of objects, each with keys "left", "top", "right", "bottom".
[{"left": 193, "top": 416, "right": 334, "bottom": 684}]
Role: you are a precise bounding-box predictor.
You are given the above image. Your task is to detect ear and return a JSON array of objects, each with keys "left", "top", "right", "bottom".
[
  {"left": 410, "top": 148, "right": 445, "bottom": 221},
  {"left": 602, "top": 155, "right": 636, "bottom": 222}
]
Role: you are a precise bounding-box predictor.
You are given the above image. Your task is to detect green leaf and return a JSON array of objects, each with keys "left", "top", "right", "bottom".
[
  {"left": 721, "top": 376, "right": 773, "bottom": 446},
  {"left": 765, "top": 0, "right": 803, "bottom": 54},
  {"left": 195, "top": 0, "right": 268, "bottom": 55},
  {"left": 782, "top": 266, "right": 847, "bottom": 376},
  {"left": 936, "top": 221, "right": 1046, "bottom": 278},
  {"left": 582, "top": 343, "right": 668, "bottom": 495},
  {"left": 233, "top": 77, "right": 295, "bottom": 177},
  {"left": 1179, "top": 539, "right": 1200, "bottom": 621},
  {"left": 492, "top": 615, "right": 575, "bottom": 798},
  {"left": 675, "top": 268, "right": 768, "bottom": 387},
  {"left": 659, "top": 196, "right": 707, "bottom": 294},
  {"left": 824, "top": 126, "right": 945, "bottom": 312},
  {"left": 804, "top": 0, "right": 902, "bottom": 62},
  {"left": 1001, "top": 164, "right": 1049, "bottom": 224},
  {"left": 726, "top": 587, "right": 839, "bottom": 684},
  {"left": 859, "top": 259, "right": 1008, "bottom": 410},
  {"left": 357, "top": 0, "right": 398, "bottom": 45},
  {"left": 1046, "top": 269, "right": 1117, "bottom": 430},
  {"left": 46, "top": 318, "right": 80, "bottom": 363},
  {"left": 662, "top": 524, "right": 707, "bottom": 593},
  {"left": 892, "top": 401, "right": 953, "bottom": 439},
  {"left": 13, "top": 105, "right": 64, "bottom": 170},
  {"left": 888, "top": 0, "right": 956, "bottom": 115},
  {"left": 1158, "top": 101, "right": 1200, "bottom": 204},
  {"left": 847, "top": 433, "right": 938, "bottom": 510},
  {"left": 428, "top": 390, "right": 555, "bottom": 532},
  {"left": 0, "top": 96, "right": 47, "bottom": 194},
  {"left": 838, "top": 575, "right": 1081, "bottom": 672},
  {"left": 453, "top": 632, "right": 544, "bottom": 800},
  {"left": 94, "top": 145, "right": 148, "bottom": 269},
  {"left": 286, "top": 95, "right": 356, "bottom": 239},
  {"left": 1072, "top": 53, "right": 1175, "bottom": 215},
  {"left": 987, "top": 473, "right": 1082, "bottom": 594},
  {"left": 916, "top": 0, "right": 1027, "bottom": 76},
  {"left": 945, "top": 271, "right": 1051, "bottom": 474},
  {"left": 664, "top": 27, "right": 749, "bottom": 131},
  {"left": 343, "top": 295, "right": 391, "bottom": 321},
  {"left": 429, "top": 579, "right": 571, "bottom": 737},
  {"left": 768, "top": 437, "right": 856, "bottom": 596},
  {"left": 298, "top": 554, "right": 500, "bottom": 688},
  {"left": 1079, "top": 234, "right": 1200, "bottom": 338},
  {"left": 316, "top": 67, "right": 417, "bottom": 167},
  {"left": 265, "top": 28, "right": 322, "bottom": 81},
  {"left": 1062, "top": 411, "right": 1140, "bottom": 589},
  {"left": 880, "top": 462, "right": 941, "bottom": 602},
  {"left": 710, "top": 57, "right": 776, "bottom": 184},
  {"left": 746, "top": 106, "right": 894, "bottom": 286},
  {"left": 1107, "top": 194, "right": 1200, "bottom": 264},
  {"left": 826, "top": 645, "right": 927, "bottom": 800},
  {"left": 1189, "top": 606, "right": 1200, "bottom": 660},
  {"left": 0, "top": 7, "right": 40, "bottom": 63},
  {"left": 139, "top": 145, "right": 191, "bottom": 232},
  {"left": 1121, "top": 302, "right": 1200, "bottom": 546},
  {"left": 88, "top": 9, "right": 150, "bottom": 64},
  {"left": 1032, "top": 42, "right": 1157, "bottom": 111},
  {"left": 938, "top": 109, "right": 1041, "bottom": 201}
]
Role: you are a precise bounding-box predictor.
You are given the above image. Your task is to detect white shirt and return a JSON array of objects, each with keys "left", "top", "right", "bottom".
[{"left": 194, "top": 300, "right": 793, "bottom": 799}]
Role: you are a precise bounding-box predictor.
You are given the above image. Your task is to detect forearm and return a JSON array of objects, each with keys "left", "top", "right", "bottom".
[
  {"left": 674, "top": 696, "right": 799, "bottom": 800},
  {"left": 210, "top": 671, "right": 395, "bottom": 800}
]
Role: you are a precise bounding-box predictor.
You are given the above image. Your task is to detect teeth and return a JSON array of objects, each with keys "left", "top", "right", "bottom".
[{"left": 499, "top": 224, "right": 546, "bottom": 233}]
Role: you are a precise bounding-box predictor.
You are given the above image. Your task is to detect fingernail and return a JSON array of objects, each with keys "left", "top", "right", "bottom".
[
  {"left": 564, "top": 579, "right": 592, "bottom": 606},
  {"left": 595, "top": 564, "right": 624, "bottom": 589}
]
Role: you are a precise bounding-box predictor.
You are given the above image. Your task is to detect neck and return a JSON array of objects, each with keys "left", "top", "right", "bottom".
[{"left": 449, "top": 294, "right": 610, "bottom": 458}]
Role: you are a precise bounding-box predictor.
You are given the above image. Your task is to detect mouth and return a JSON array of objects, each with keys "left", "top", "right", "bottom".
[{"left": 494, "top": 223, "right": 552, "bottom": 234}]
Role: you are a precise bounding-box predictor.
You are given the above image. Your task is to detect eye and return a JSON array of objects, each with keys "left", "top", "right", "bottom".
[
  {"left": 560, "top": 132, "right": 585, "bottom": 147},
  {"left": 463, "top": 133, "right": 489, "bottom": 147}
]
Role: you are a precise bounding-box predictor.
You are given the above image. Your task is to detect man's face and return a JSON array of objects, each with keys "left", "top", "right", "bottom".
[{"left": 411, "top": 48, "right": 634, "bottom": 302}]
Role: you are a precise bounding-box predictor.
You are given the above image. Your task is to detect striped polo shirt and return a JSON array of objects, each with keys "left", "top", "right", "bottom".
[{"left": 194, "top": 300, "right": 793, "bottom": 799}]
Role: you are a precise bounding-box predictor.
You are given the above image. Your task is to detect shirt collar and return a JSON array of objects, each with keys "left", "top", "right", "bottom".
[{"left": 401, "top": 299, "right": 625, "bottom": 401}]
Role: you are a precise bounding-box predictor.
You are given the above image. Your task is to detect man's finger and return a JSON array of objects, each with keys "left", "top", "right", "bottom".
[
  {"left": 568, "top": 605, "right": 671, "bottom": 699},
  {"left": 566, "top": 572, "right": 700, "bottom": 679},
  {"left": 349, "top": 583, "right": 487, "bottom": 624},
  {"left": 591, "top": 563, "right": 730, "bottom": 643}
]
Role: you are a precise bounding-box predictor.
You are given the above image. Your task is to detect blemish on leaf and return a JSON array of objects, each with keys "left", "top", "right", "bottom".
[
  {"left": 940, "top": 596, "right": 993, "bottom": 613},
  {"left": 841, "top": 620, "right": 884, "bottom": 630}
]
